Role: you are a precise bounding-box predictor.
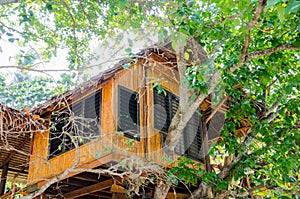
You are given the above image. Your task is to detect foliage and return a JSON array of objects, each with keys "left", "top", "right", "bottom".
[
  {"left": 0, "top": 0, "right": 299, "bottom": 198},
  {"left": 0, "top": 72, "right": 75, "bottom": 109}
]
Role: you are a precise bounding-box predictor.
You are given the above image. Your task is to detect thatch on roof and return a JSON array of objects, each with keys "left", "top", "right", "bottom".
[
  {"left": 31, "top": 46, "right": 180, "bottom": 116},
  {"left": 0, "top": 103, "right": 33, "bottom": 183}
]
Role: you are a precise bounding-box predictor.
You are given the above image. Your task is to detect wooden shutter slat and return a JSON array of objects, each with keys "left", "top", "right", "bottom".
[{"left": 118, "top": 86, "right": 140, "bottom": 141}]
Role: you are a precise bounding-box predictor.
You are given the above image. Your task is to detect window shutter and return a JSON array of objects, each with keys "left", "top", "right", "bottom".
[
  {"left": 82, "top": 89, "right": 101, "bottom": 142},
  {"left": 154, "top": 90, "right": 170, "bottom": 132},
  {"left": 171, "top": 95, "right": 179, "bottom": 117},
  {"left": 71, "top": 100, "right": 84, "bottom": 145},
  {"left": 49, "top": 89, "right": 102, "bottom": 159},
  {"left": 49, "top": 111, "right": 71, "bottom": 157},
  {"left": 49, "top": 114, "right": 64, "bottom": 156},
  {"left": 175, "top": 111, "right": 204, "bottom": 162},
  {"left": 207, "top": 110, "right": 224, "bottom": 141},
  {"left": 185, "top": 112, "right": 203, "bottom": 162},
  {"left": 153, "top": 87, "right": 204, "bottom": 162},
  {"left": 118, "top": 86, "right": 140, "bottom": 141},
  {"left": 154, "top": 89, "right": 179, "bottom": 133}
]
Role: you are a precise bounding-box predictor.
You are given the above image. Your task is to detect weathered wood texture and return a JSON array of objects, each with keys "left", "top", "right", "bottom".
[
  {"left": 112, "top": 61, "right": 145, "bottom": 157},
  {"left": 27, "top": 53, "right": 207, "bottom": 189},
  {"left": 145, "top": 54, "right": 180, "bottom": 164},
  {"left": 27, "top": 81, "right": 115, "bottom": 185}
]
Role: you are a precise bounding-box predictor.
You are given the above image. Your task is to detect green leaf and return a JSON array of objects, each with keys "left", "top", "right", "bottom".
[
  {"left": 285, "top": 0, "right": 300, "bottom": 14},
  {"left": 8, "top": 38, "right": 15, "bottom": 43},
  {"left": 279, "top": 196, "right": 291, "bottom": 199},
  {"left": 292, "top": 36, "right": 300, "bottom": 47},
  {"left": 171, "top": 41, "right": 177, "bottom": 51},
  {"left": 184, "top": 52, "right": 190, "bottom": 60},
  {"left": 277, "top": 4, "right": 285, "bottom": 23},
  {"left": 266, "top": 0, "right": 282, "bottom": 9},
  {"left": 45, "top": 1, "right": 53, "bottom": 11}
]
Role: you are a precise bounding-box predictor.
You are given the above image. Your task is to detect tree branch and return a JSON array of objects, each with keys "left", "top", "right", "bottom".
[
  {"left": 176, "top": 41, "right": 188, "bottom": 109},
  {"left": 0, "top": 65, "right": 73, "bottom": 73},
  {"left": 265, "top": 97, "right": 282, "bottom": 116},
  {"left": 218, "top": 108, "right": 279, "bottom": 180},
  {"left": 204, "top": 14, "right": 243, "bottom": 28},
  {"left": 246, "top": 44, "right": 300, "bottom": 62},
  {"left": 61, "top": 0, "right": 79, "bottom": 64},
  {"left": 231, "top": 0, "right": 267, "bottom": 73},
  {"left": 231, "top": 44, "right": 299, "bottom": 73}
]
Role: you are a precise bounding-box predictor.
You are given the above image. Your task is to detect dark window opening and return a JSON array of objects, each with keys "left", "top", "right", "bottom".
[
  {"left": 118, "top": 86, "right": 140, "bottom": 141},
  {"left": 49, "top": 89, "right": 102, "bottom": 159},
  {"left": 175, "top": 111, "right": 204, "bottom": 162},
  {"left": 207, "top": 109, "right": 224, "bottom": 141},
  {"left": 153, "top": 88, "right": 203, "bottom": 162},
  {"left": 153, "top": 88, "right": 179, "bottom": 133}
]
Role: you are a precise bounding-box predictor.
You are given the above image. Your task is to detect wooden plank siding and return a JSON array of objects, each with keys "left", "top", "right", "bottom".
[
  {"left": 112, "top": 60, "right": 146, "bottom": 159},
  {"left": 27, "top": 54, "right": 206, "bottom": 190},
  {"left": 145, "top": 56, "right": 180, "bottom": 164},
  {"left": 27, "top": 81, "right": 115, "bottom": 185}
]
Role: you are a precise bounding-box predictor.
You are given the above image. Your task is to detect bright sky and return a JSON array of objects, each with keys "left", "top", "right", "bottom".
[{"left": 0, "top": 30, "right": 158, "bottom": 86}]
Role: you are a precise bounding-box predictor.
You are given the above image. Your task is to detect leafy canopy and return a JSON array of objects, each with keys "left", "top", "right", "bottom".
[{"left": 0, "top": 0, "right": 299, "bottom": 198}]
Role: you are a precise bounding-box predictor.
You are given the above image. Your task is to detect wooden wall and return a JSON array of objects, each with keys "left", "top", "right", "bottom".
[
  {"left": 144, "top": 53, "right": 181, "bottom": 164},
  {"left": 112, "top": 61, "right": 146, "bottom": 158},
  {"left": 27, "top": 80, "right": 115, "bottom": 185},
  {"left": 27, "top": 54, "right": 204, "bottom": 186}
]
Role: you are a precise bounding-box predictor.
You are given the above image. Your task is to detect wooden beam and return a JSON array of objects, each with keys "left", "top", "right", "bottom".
[
  {"left": 0, "top": 163, "right": 9, "bottom": 196},
  {"left": 89, "top": 192, "right": 112, "bottom": 199},
  {"left": 4, "top": 168, "right": 28, "bottom": 175},
  {"left": 37, "top": 154, "right": 113, "bottom": 189},
  {"left": 64, "top": 179, "right": 114, "bottom": 199},
  {"left": 202, "top": 118, "right": 211, "bottom": 172},
  {"left": 72, "top": 173, "right": 99, "bottom": 183},
  {"left": 110, "top": 184, "right": 127, "bottom": 194},
  {"left": 0, "top": 135, "right": 30, "bottom": 168},
  {"left": 205, "top": 98, "right": 227, "bottom": 124},
  {"left": 166, "top": 192, "right": 188, "bottom": 199},
  {"left": 63, "top": 178, "right": 92, "bottom": 187}
]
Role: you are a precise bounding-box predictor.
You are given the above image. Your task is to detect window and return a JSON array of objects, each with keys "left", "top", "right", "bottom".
[
  {"left": 49, "top": 90, "right": 102, "bottom": 159},
  {"left": 118, "top": 86, "right": 140, "bottom": 141},
  {"left": 153, "top": 88, "right": 179, "bottom": 133},
  {"left": 153, "top": 88, "right": 203, "bottom": 162},
  {"left": 175, "top": 112, "right": 203, "bottom": 162},
  {"left": 207, "top": 110, "right": 224, "bottom": 141}
]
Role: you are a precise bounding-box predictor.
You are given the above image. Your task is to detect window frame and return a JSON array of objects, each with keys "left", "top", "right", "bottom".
[
  {"left": 153, "top": 87, "right": 204, "bottom": 162},
  {"left": 117, "top": 85, "right": 140, "bottom": 141},
  {"left": 48, "top": 89, "right": 102, "bottom": 159}
]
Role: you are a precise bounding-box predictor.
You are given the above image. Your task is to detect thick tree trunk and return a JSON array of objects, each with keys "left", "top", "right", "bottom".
[
  {"left": 153, "top": 181, "right": 171, "bottom": 199},
  {"left": 186, "top": 182, "right": 212, "bottom": 199}
]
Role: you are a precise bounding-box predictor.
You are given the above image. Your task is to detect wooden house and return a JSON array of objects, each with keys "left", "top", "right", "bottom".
[{"left": 25, "top": 47, "right": 231, "bottom": 199}]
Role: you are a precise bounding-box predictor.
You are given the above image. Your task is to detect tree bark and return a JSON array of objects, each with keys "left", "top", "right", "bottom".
[{"left": 153, "top": 181, "right": 171, "bottom": 199}]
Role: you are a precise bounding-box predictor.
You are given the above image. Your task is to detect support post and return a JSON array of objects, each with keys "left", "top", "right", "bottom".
[
  {"left": 0, "top": 163, "right": 9, "bottom": 196},
  {"left": 202, "top": 118, "right": 211, "bottom": 172}
]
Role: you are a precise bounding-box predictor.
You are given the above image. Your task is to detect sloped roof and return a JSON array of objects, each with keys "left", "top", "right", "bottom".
[
  {"left": 0, "top": 103, "right": 33, "bottom": 183},
  {"left": 32, "top": 46, "right": 179, "bottom": 116},
  {"left": 0, "top": 46, "right": 179, "bottom": 184}
]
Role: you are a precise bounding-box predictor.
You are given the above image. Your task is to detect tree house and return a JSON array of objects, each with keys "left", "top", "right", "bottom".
[{"left": 25, "top": 48, "right": 227, "bottom": 198}]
